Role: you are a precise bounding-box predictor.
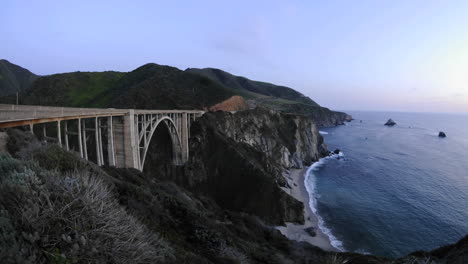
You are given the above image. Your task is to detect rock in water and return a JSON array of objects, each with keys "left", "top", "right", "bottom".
[
  {"left": 304, "top": 227, "right": 317, "bottom": 237},
  {"left": 439, "top": 131, "right": 447, "bottom": 138},
  {"left": 384, "top": 118, "right": 396, "bottom": 126},
  {"left": 333, "top": 149, "right": 341, "bottom": 155}
]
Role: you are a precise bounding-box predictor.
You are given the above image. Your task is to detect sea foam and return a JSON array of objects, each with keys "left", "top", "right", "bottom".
[
  {"left": 304, "top": 152, "right": 346, "bottom": 251},
  {"left": 319, "top": 131, "right": 329, "bottom": 135}
]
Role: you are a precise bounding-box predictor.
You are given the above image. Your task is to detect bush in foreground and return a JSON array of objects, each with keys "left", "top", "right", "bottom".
[{"left": 0, "top": 153, "right": 173, "bottom": 264}]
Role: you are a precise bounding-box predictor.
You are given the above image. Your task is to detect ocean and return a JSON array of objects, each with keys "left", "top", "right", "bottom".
[{"left": 306, "top": 111, "right": 468, "bottom": 258}]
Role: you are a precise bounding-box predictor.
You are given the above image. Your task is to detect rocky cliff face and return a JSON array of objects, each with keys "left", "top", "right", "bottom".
[
  {"left": 279, "top": 103, "right": 353, "bottom": 127},
  {"left": 198, "top": 107, "right": 328, "bottom": 169},
  {"left": 153, "top": 108, "right": 329, "bottom": 226}
]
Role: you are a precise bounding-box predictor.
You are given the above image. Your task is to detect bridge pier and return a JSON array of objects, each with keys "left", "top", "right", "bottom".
[
  {"left": 78, "top": 118, "right": 83, "bottom": 158},
  {"left": 181, "top": 113, "right": 189, "bottom": 163},
  {"left": 82, "top": 119, "right": 88, "bottom": 160},
  {"left": 57, "top": 121, "right": 62, "bottom": 146},
  {"left": 122, "top": 110, "right": 139, "bottom": 170},
  {"left": 108, "top": 116, "right": 116, "bottom": 167},
  {"left": 64, "top": 121, "right": 69, "bottom": 151},
  {"left": 95, "top": 117, "right": 102, "bottom": 166}
]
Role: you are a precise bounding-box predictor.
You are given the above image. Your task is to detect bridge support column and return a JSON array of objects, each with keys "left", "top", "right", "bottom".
[
  {"left": 123, "top": 110, "right": 139, "bottom": 170},
  {"left": 98, "top": 118, "right": 104, "bottom": 166},
  {"left": 95, "top": 117, "right": 103, "bottom": 166},
  {"left": 57, "top": 121, "right": 62, "bottom": 146},
  {"left": 64, "top": 121, "right": 69, "bottom": 151},
  {"left": 78, "top": 118, "right": 83, "bottom": 158},
  {"left": 181, "top": 113, "right": 189, "bottom": 163},
  {"left": 42, "top": 124, "right": 46, "bottom": 141},
  {"left": 107, "top": 116, "right": 116, "bottom": 167},
  {"left": 82, "top": 119, "right": 88, "bottom": 161}
]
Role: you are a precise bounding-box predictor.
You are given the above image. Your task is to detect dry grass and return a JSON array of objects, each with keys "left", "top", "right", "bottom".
[
  {"left": 209, "top": 95, "right": 249, "bottom": 112},
  {"left": 321, "top": 254, "right": 348, "bottom": 264},
  {"left": 0, "top": 154, "right": 173, "bottom": 263}
]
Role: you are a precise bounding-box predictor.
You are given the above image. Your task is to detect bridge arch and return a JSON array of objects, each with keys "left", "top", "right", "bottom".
[{"left": 138, "top": 115, "right": 183, "bottom": 170}]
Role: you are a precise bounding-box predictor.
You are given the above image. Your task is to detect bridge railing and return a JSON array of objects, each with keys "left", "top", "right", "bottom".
[
  {"left": 0, "top": 105, "right": 128, "bottom": 122},
  {"left": 0, "top": 104, "right": 204, "bottom": 124}
]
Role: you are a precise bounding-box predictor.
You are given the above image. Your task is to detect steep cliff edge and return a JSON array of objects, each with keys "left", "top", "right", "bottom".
[
  {"left": 149, "top": 108, "right": 329, "bottom": 226},
  {"left": 195, "top": 107, "right": 328, "bottom": 169}
]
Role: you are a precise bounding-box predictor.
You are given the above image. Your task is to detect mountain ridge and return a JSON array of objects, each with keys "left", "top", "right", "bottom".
[
  {"left": 0, "top": 59, "right": 38, "bottom": 96},
  {"left": 1, "top": 59, "right": 351, "bottom": 126}
]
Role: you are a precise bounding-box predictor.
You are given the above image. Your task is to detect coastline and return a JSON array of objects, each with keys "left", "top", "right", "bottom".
[{"left": 277, "top": 167, "right": 338, "bottom": 251}]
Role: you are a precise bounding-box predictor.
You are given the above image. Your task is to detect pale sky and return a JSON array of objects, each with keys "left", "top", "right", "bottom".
[{"left": 1, "top": 0, "right": 468, "bottom": 113}]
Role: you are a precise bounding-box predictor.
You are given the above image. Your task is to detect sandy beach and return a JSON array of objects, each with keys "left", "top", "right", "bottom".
[{"left": 277, "top": 168, "right": 338, "bottom": 251}]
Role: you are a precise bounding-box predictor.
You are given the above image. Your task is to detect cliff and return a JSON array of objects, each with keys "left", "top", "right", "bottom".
[
  {"left": 140, "top": 108, "right": 328, "bottom": 226},
  {"left": 281, "top": 103, "right": 353, "bottom": 127},
  {"left": 197, "top": 107, "right": 328, "bottom": 169},
  {"left": 179, "top": 108, "right": 328, "bottom": 226}
]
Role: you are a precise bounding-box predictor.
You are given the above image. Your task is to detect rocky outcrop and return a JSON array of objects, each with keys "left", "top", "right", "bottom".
[
  {"left": 266, "top": 102, "right": 352, "bottom": 127},
  {"left": 385, "top": 118, "right": 396, "bottom": 126},
  {"left": 175, "top": 108, "right": 329, "bottom": 225},
  {"left": 197, "top": 107, "right": 328, "bottom": 169},
  {"left": 438, "top": 131, "right": 447, "bottom": 138}
]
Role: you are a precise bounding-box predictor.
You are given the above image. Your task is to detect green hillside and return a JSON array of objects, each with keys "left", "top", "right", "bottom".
[
  {"left": 186, "top": 67, "right": 351, "bottom": 125},
  {"left": 23, "top": 71, "right": 124, "bottom": 107},
  {"left": 21, "top": 63, "right": 235, "bottom": 110},
  {"left": 9, "top": 61, "right": 350, "bottom": 125},
  {"left": 186, "top": 67, "right": 320, "bottom": 107}
]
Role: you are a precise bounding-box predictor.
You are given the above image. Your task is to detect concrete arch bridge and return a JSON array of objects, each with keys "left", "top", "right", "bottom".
[{"left": 0, "top": 104, "right": 204, "bottom": 171}]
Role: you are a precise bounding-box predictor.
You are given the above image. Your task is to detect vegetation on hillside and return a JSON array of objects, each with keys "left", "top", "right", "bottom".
[
  {"left": 0, "top": 60, "right": 352, "bottom": 126},
  {"left": 19, "top": 63, "right": 235, "bottom": 110},
  {"left": 0, "top": 139, "right": 173, "bottom": 263},
  {"left": 22, "top": 71, "right": 124, "bottom": 107},
  {"left": 186, "top": 68, "right": 319, "bottom": 107}
]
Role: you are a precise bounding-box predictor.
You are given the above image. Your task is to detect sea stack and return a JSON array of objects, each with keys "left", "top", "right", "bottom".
[
  {"left": 438, "top": 131, "right": 447, "bottom": 138},
  {"left": 384, "top": 118, "right": 396, "bottom": 126}
]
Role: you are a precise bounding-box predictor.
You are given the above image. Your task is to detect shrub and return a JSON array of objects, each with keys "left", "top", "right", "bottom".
[
  {"left": 0, "top": 153, "right": 174, "bottom": 263},
  {"left": 321, "top": 254, "right": 348, "bottom": 264}
]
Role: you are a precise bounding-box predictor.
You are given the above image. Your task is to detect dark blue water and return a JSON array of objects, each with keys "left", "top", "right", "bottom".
[{"left": 306, "top": 111, "right": 468, "bottom": 258}]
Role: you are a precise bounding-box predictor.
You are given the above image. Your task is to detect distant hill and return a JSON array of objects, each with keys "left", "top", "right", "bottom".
[
  {"left": 2, "top": 60, "right": 351, "bottom": 126},
  {"left": 186, "top": 67, "right": 351, "bottom": 126},
  {"left": 106, "top": 63, "right": 235, "bottom": 110},
  {"left": 0, "top": 59, "right": 38, "bottom": 96},
  {"left": 21, "top": 63, "right": 235, "bottom": 110},
  {"left": 186, "top": 68, "right": 320, "bottom": 106},
  {"left": 23, "top": 71, "right": 125, "bottom": 107}
]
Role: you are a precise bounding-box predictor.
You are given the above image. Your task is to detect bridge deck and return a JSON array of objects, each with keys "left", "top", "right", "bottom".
[{"left": 0, "top": 104, "right": 204, "bottom": 128}]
